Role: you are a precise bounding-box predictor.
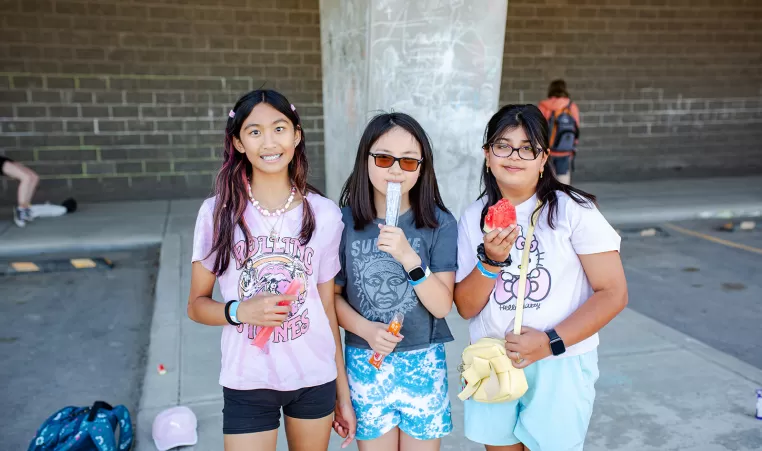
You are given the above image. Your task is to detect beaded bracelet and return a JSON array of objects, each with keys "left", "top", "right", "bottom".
[{"left": 476, "top": 243, "right": 513, "bottom": 268}]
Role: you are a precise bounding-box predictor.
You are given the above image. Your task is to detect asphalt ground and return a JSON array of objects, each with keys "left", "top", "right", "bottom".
[
  {"left": 619, "top": 218, "right": 762, "bottom": 369},
  {"left": 0, "top": 246, "right": 159, "bottom": 449}
]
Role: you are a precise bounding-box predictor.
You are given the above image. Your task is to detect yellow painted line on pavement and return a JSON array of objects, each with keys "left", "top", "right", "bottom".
[
  {"left": 11, "top": 262, "right": 40, "bottom": 272},
  {"left": 664, "top": 223, "right": 762, "bottom": 256},
  {"left": 70, "top": 258, "right": 96, "bottom": 269}
]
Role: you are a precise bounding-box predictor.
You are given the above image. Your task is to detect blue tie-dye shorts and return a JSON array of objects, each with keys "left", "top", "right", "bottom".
[{"left": 345, "top": 343, "right": 453, "bottom": 441}]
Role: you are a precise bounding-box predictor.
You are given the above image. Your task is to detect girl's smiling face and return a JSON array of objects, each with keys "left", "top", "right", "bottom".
[{"left": 234, "top": 102, "right": 301, "bottom": 176}]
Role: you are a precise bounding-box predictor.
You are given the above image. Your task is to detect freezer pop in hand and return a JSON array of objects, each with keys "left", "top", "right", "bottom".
[
  {"left": 368, "top": 312, "right": 404, "bottom": 370},
  {"left": 385, "top": 182, "right": 402, "bottom": 227},
  {"left": 251, "top": 279, "right": 302, "bottom": 348}
]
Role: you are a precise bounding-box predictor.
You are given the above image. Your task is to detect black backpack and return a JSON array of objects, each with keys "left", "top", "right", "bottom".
[{"left": 548, "top": 100, "right": 579, "bottom": 152}]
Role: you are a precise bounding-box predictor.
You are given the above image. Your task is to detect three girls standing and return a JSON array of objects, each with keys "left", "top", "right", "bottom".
[{"left": 189, "top": 89, "right": 627, "bottom": 451}]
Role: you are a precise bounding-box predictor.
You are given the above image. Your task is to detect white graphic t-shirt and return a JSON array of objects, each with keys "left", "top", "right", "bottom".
[{"left": 455, "top": 192, "right": 621, "bottom": 358}]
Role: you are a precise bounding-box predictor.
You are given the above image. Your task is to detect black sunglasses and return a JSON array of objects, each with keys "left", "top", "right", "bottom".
[{"left": 369, "top": 153, "right": 423, "bottom": 172}]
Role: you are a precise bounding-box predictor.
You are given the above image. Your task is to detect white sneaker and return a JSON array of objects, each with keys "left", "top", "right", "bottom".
[
  {"left": 20, "top": 207, "right": 33, "bottom": 222},
  {"left": 13, "top": 207, "right": 26, "bottom": 227}
]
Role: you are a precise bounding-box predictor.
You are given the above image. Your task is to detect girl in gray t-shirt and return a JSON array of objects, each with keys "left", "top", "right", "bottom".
[{"left": 333, "top": 112, "right": 458, "bottom": 450}]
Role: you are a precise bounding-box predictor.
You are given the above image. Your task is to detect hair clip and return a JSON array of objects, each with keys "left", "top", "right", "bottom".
[
  {"left": 228, "top": 110, "right": 235, "bottom": 118},
  {"left": 290, "top": 104, "right": 296, "bottom": 112}
]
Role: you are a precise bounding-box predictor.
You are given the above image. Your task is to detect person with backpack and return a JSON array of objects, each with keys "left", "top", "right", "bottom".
[{"left": 538, "top": 80, "right": 580, "bottom": 185}]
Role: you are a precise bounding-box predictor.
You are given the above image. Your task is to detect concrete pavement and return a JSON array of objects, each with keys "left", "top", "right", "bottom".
[{"left": 2, "top": 175, "right": 762, "bottom": 450}]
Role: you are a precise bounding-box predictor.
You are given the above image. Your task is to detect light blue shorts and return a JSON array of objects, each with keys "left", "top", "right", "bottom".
[
  {"left": 464, "top": 349, "right": 599, "bottom": 450},
  {"left": 346, "top": 343, "right": 452, "bottom": 441}
]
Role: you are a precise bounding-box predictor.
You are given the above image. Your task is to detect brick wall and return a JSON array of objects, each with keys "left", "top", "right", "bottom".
[
  {"left": 2, "top": 1, "right": 761, "bottom": 204},
  {"left": 0, "top": 0, "right": 324, "bottom": 204},
  {"left": 501, "top": 0, "right": 762, "bottom": 181}
]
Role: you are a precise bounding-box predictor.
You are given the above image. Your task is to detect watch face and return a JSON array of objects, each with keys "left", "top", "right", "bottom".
[
  {"left": 408, "top": 267, "right": 426, "bottom": 281},
  {"left": 550, "top": 339, "right": 566, "bottom": 356}
]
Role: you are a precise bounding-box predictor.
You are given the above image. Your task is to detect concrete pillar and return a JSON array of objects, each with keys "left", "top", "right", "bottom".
[{"left": 320, "top": 0, "right": 508, "bottom": 217}]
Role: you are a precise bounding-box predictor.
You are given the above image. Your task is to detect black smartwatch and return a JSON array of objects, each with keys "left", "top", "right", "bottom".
[
  {"left": 546, "top": 328, "right": 566, "bottom": 356},
  {"left": 406, "top": 265, "right": 430, "bottom": 286}
]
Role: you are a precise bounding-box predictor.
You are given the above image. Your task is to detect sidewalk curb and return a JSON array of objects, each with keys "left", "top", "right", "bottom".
[
  {"left": 0, "top": 237, "right": 163, "bottom": 258},
  {"left": 135, "top": 234, "right": 182, "bottom": 450},
  {"left": 600, "top": 202, "right": 762, "bottom": 226},
  {"left": 618, "top": 308, "right": 762, "bottom": 386}
]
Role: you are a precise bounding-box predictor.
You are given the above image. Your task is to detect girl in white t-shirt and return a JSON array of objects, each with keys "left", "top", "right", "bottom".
[{"left": 453, "top": 104, "right": 628, "bottom": 451}]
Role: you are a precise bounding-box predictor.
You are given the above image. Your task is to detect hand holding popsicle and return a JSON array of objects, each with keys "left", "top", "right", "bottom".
[
  {"left": 363, "top": 320, "right": 404, "bottom": 356},
  {"left": 249, "top": 279, "right": 302, "bottom": 348},
  {"left": 236, "top": 293, "right": 296, "bottom": 327},
  {"left": 368, "top": 313, "right": 404, "bottom": 369},
  {"left": 250, "top": 279, "right": 302, "bottom": 348},
  {"left": 378, "top": 181, "right": 420, "bottom": 266},
  {"left": 376, "top": 223, "right": 417, "bottom": 266}
]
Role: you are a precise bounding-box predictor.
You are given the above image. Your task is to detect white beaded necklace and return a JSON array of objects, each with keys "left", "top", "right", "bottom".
[
  {"left": 247, "top": 183, "right": 296, "bottom": 217},
  {"left": 247, "top": 183, "right": 296, "bottom": 242}
]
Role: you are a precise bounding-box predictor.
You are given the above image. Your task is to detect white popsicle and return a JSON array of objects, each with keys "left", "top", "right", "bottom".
[{"left": 385, "top": 182, "right": 402, "bottom": 227}]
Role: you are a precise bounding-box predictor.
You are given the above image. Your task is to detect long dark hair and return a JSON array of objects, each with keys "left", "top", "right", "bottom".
[
  {"left": 339, "top": 112, "right": 449, "bottom": 230},
  {"left": 208, "top": 89, "right": 319, "bottom": 275},
  {"left": 480, "top": 104, "right": 595, "bottom": 230}
]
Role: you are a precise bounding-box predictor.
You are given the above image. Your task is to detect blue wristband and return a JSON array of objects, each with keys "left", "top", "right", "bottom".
[
  {"left": 408, "top": 267, "right": 431, "bottom": 286},
  {"left": 476, "top": 260, "right": 499, "bottom": 279},
  {"left": 229, "top": 301, "right": 240, "bottom": 323}
]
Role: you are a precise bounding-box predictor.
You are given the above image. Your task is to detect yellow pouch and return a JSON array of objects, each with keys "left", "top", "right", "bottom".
[{"left": 457, "top": 337, "right": 528, "bottom": 403}]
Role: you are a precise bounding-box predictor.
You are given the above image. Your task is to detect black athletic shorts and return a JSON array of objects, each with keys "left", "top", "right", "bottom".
[{"left": 222, "top": 379, "right": 336, "bottom": 435}]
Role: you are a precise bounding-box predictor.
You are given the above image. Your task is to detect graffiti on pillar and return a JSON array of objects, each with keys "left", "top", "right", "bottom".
[
  {"left": 368, "top": 0, "right": 508, "bottom": 217},
  {"left": 319, "top": 0, "right": 508, "bottom": 216}
]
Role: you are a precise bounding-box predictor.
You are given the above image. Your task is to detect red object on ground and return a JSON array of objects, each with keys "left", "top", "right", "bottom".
[
  {"left": 157, "top": 364, "right": 167, "bottom": 375},
  {"left": 483, "top": 198, "right": 517, "bottom": 233},
  {"left": 251, "top": 279, "right": 302, "bottom": 348}
]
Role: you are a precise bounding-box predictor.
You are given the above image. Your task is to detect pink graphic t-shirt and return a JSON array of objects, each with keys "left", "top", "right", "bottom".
[{"left": 192, "top": 192, "right": 343, "bottom": 391}]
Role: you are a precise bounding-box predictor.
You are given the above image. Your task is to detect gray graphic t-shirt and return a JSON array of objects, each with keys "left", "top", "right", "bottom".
[{"left": 336, "top": 206, "right": 458, "bottom": 352}]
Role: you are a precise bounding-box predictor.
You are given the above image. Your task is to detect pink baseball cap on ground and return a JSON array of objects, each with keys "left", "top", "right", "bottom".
[{"left": 152, "top": 406, "right": 198, "bottom": 451}]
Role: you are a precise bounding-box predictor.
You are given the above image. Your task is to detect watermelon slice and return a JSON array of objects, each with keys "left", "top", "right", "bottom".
[{"left": 483, "top": 199, "right": 517, "bottom": 233}]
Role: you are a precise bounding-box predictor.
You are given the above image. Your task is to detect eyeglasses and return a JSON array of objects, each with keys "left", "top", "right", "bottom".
[
  {"left": 369, "top": 153, "right": 423, "bottom": 172},
  {"left": 483, "top": 141, "right": 543, "bottom": 160}
]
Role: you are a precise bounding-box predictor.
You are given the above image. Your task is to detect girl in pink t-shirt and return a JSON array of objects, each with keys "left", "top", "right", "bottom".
[{"left": 188, "top": 89, "right": 356, "bottom": 450}]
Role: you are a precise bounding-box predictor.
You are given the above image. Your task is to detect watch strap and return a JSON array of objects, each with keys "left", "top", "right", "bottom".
[
  {"left": 408, "top": 266, "right": 430, "bottom": 286},
  {"left": 546, "top": 328, "right": 566, "bottom": 356}
]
